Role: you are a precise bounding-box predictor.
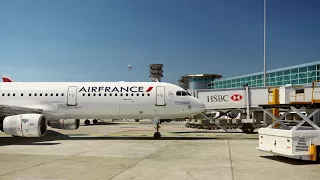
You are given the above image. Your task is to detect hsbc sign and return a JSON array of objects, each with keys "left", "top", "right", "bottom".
[
  {"left": 207, "top": 94, "right": 243, "bottom": 102},
  {"left": 231, "top": 94, "right": 243, "bottom": 101},
  {"left": 207, "top": 95, "right": 229, "bottom": 102}
]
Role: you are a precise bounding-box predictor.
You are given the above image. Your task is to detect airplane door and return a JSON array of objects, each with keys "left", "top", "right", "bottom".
[
  {"left": 156, "top": 86, "right": 166, "bottom": 106},
  {"left": 67, "top": 86, "right": 77, "bottom": 106}
]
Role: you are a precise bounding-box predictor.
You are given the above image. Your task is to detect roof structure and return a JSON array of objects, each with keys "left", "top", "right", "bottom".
[
  {"left": 179, "top": 74, "right": 222, "bottom": 83},
  {"left": 214, "top": 61, "right": 320, "bottom": 82}
]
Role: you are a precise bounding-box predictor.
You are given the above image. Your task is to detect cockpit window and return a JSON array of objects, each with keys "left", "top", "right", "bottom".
[{"left": 176, "top": 91, "right": 191, "bottom": 96}]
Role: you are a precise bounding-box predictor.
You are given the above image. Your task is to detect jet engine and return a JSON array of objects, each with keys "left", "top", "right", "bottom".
[
  {"left": 1, "top": 113, "right": 47, "bottom": 137},
  {"left": 48, "top": 119, "right": 80, "bottom": 130}
]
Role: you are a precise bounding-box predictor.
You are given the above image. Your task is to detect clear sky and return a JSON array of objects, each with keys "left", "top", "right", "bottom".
[{"left": 0, "top": 0, "right": 319, "bottom": 84}]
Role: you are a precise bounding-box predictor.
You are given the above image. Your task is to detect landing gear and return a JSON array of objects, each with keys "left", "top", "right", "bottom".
[
  {"left": 84, "top": 119, "right": 90, "bottom": 125},
  {"left": 93, "top": 119, "right": 98, "bottom": 125},
  {"left": 154, "top": 132, "right": 161, "bottom": 139},
  {"left": 153, "top": 118, "right": 161, "bottom": 139}
]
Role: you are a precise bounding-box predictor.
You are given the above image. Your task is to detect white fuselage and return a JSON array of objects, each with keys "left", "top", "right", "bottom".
[{"left": 0, "top": 82, "right": 205, "bottom": 120}]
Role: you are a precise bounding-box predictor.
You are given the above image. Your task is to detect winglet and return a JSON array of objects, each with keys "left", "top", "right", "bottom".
[{"left": 2, "top": 75, "right": 13, "bottom": 82}]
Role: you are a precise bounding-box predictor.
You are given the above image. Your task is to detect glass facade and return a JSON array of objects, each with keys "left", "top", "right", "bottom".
[{"left": 208, "top": 63, "right": 320, "bottom": 89}]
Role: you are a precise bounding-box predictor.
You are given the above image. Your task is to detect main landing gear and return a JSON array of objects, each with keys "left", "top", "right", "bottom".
[
  {"left": 153, "top": 118, "right": 161, "bottom": 139},
  {"left": 84, "top": 119, "right": 99, "bottom": 125}
]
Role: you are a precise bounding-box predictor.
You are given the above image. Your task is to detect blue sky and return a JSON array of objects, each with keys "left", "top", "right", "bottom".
[{"left": 0, "top": 0, "right": 319, "bottom": 84}]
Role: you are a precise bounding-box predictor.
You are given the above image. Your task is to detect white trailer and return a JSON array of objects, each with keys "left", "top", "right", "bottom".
[{"left": 257, "top": 82, "right": 320, "bottom": 161}]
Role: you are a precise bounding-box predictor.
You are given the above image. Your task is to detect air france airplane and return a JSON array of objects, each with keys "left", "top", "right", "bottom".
[{"left": 0, "top": 81, "right": 205, "bottom": 139}]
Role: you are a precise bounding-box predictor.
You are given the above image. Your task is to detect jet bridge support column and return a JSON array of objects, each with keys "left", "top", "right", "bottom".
[{"left": 271, "top": 88, "right": 280, "bottom": 121}]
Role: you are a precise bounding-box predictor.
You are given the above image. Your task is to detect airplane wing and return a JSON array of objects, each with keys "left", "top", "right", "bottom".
[
  {"left": 0, "top": 102, "right": 64, "bottom": 117},
  {"left": 0, "top": 104, "right": 43, "bottom": 116}
]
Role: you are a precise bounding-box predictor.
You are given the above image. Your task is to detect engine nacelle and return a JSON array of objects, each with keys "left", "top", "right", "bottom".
[
  {"left": 2, "top": 113, "right": 47, "bottom": 137},
  {"left": 48, "top": 119, "right": 80, "bottom": 130}
]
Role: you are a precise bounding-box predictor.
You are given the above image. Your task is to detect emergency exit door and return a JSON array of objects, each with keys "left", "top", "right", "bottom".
[
  {"left": 156, "top": 86, "right": 166, "bottom": 106},
  {"left": 67, "top": 86, "right": 78, "bottom": 106}
]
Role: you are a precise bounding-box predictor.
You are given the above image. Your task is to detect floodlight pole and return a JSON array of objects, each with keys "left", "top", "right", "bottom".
[
  {"left": 263, "top": 0, "right": 266, "bottom": 86},
  {"left": 263, "top": 0, "right": 268, "bottom": 126}
]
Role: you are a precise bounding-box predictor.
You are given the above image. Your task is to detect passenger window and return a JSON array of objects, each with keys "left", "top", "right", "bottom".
[
  {"left": 131, "top": 93, "right": 134, "bottom": 96},
  {"left": 40, "top": 93, "right": 42, "bottom": 96},
  {"left": 137, "top": 93, "right": 139, "bottom": 96},
  {"left": 50, "top": 93, "right": 53, "bottom": 96},
  {"left": 110, "top": 93, "right": 112, "bottom": 96},
  {"left": 83, "top": 93, "right": 85, "bottom": 96},
  {"left": 56, "top": 93, "right": 58, "bottom": 96},
  {"left": 13, "top": 93, "right": 15, "bottom": 96},
  {"left": 45, "top": 93, "right": 48, "bottom": 96},
  {"left": 104, "top": 93, "right": 107, "bottom": 96},
  {"left": 34, "top": 93, "right": 37, "bottom": 96},
  {"left": 21, "top": 93, "right": 23, "bottom": 96},
  {"left": 93, "top": 93, "right": 96, "bottom": 96},
  {"left": 126, "top": 93, "right": 128, "bottom": 96},
  {"left": 29, "top": 93, "right": 32, "bottom": 96},
  {"left": 120, "top": 93, "right": 123, "bottom": 96},
  {"left": 7, "top": 93, "right": 10, "bottom": 96},
  {"left": 147, "top": 93, "right": 150, "bottom": 96},
  {"left": 61, "top": 93, "right": 64, "bottom": 96},
  {"left": 88, "top": 93, "right": 90, "bottom": 96},
  {"left": 2, "top": 93, "right": 4, "bottom": 96},
  {"left": 99, "top": 93, "right": 101, "bottom": 96},
  {"left": 115, "top": 93, "right": 117, "bottom": 96}
]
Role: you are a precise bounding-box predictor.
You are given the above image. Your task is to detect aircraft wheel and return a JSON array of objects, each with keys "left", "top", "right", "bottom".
[
  {"left": 135, "top": 119, "right": 140, "bottom": 122},
  {"left": 154, "top": 132, "right": 161, "bottom": 139},
  {"left": 84, "top": 119, "right": 90, "bottom": 125},
  {"left": 93, "top": 119, "right": 98, "bottom": 125}
]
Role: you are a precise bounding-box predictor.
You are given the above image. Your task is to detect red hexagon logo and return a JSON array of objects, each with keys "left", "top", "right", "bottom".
[{"left": 231, "top": 94, "right": 243, "bottom": 101}]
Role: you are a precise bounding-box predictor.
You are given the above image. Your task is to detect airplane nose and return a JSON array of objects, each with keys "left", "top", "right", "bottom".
[{"left": 192, "top": 101, "right": 205, "bottom": 113}]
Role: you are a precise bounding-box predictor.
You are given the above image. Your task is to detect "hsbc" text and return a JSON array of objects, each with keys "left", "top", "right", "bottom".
[{"left": 207, "top": 95, "right": 229, "bottom": 102}]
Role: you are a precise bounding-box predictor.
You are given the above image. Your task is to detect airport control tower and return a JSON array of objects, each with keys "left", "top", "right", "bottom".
[{"left": 149, "top": 64, "right": 163, "bottom": 82}]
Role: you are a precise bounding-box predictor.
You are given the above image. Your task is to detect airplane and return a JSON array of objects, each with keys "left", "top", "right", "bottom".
[
  {"left": 2, "top": 75, "right": 170, "bottom": 124},
  {"left": 0, "top": 81, "right": 205, "bottom": 139}
]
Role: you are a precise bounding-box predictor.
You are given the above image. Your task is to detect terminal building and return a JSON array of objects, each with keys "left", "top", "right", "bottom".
[
  {"left": 180, "top": 61, "right": 320, "bottom": 90},
  {"left": 179, "top": 74, "right": 222, "bottom": 90}
]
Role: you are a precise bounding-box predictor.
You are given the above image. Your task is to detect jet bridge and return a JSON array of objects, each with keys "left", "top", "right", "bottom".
[{"left": 187, "top": 83, "right": 317, "bottom": 133}]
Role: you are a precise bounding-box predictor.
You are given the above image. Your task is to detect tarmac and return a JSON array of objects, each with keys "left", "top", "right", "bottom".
[{"left": 0, "top": 119, "right": 320, "bottom": 180}]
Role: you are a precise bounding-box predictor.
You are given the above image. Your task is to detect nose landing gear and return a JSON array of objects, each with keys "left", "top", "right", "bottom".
[{"left": 153, "top": 118, "right": 161, "bottom": 139}]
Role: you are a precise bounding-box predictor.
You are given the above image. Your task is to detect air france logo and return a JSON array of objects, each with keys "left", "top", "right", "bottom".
[{"left": 79, "top": 86, "right": 153, "bottom": 93}]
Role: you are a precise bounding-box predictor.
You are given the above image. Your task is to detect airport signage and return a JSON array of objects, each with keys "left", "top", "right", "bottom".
[
  {"left": 230, "top": 94, "right": 243, "bottom": 101},
  {"left": 79, "top": 86, "right": 153, "bottom": 93},
  {"left": 206, "top": 94, "right": 243, "bottom": 102}
]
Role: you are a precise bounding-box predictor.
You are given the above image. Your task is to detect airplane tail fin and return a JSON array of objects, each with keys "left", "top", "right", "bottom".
[{"left": 2, "top": 75, "right": 13, "bottom": 82}]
